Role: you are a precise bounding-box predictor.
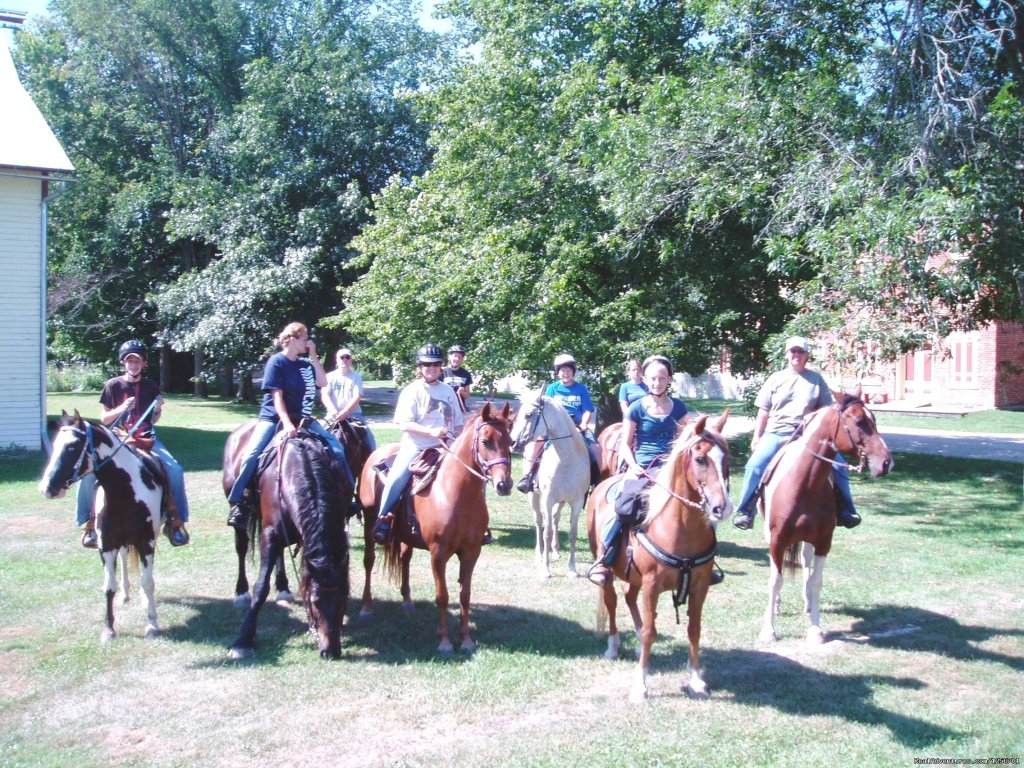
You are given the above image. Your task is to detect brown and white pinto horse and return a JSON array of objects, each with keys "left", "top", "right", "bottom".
[
  {"left": 358, "top": 402, "right": 513, "bottom": 653},
  {"left": 39, "top": 411, "right": 166, "bottom": 641},
  {"left": 587, "top": 413, "right": 732, "bottom": 702},
  {"left": 759, "top": 396, "right": 893, "bottom": 645},
  {"left": 229, "top": 430, "right": 351, "bottom": 659}
]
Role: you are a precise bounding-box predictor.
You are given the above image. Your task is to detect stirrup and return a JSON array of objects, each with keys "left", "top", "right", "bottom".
[
  {"left": 710, "top": 564, "right": 724, "bottom": 585},
  {"left": 587, "top": 562, "right": 610, "bottom": 587},
  {"left": 372, "top": 513, "right": 393, "bottom": 545},
  {"left": 227, "top": 504, "right": 248, "bottom": 531}
]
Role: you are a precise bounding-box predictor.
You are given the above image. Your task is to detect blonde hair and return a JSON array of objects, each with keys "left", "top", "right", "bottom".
[{"left": 275, "top": 322, "right": 308, "bottom": 348}]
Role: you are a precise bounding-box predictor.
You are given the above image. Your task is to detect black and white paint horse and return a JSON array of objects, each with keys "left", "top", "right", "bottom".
[{"left": 39, "top": 411, "right": 167, "bottom": 641}]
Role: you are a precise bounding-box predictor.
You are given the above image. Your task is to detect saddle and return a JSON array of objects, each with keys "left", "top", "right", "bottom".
[
  {"left": 753, "top": 422, "right": 810, "bottom": 505},
  {"left": 372, "top": 447, "right": 444, "bottom": 495}
]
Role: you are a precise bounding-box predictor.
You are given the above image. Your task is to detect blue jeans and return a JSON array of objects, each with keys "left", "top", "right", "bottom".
[
  {"left": 76, "top": 437, "right": 189, "bottom": 525},
  {"left": 377, "top": 443, "right": 420, "bottom": 518},
  {"left": 228, "top": 420, "right": 354, "bottom": 505},
  {"left": 736, "top": 431, "right": 854, "bottom": 514}
]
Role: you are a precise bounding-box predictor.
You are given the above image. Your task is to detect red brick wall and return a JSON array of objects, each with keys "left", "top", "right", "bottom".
[{"left": 995, "top": 321, "right": 1024, "bottom": 407}]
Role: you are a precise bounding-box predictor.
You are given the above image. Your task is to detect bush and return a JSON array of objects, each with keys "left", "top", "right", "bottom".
[{"left": 47, "top": 362, "right": 110, "bottom": 392}]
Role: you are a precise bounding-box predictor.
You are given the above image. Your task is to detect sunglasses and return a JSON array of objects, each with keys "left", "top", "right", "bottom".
[
  {"left": 420, "top": 362, "right": 442, "bottom": 368},
  {"left": 340, "top": 355, "right": 352, "bottom": 360}
]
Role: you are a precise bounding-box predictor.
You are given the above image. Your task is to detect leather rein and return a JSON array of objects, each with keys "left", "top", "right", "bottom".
[{"left": 802, "top": 402, "right": 868, "bottom": 473}]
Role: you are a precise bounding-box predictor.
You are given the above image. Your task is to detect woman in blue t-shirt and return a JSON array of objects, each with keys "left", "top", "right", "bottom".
[
  {"left": 588, "top": 355, "right": 688, "bottom": 586},
  {"left": 226, "top": 322, "right": 353, "bottom": 530},
  {"left": 617, "top": 358, "right": 648, "bottom": 415}
]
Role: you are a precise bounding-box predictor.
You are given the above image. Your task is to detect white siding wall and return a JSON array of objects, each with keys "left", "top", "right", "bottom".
[{"left": 0, "top": 173, "right": 43, "bottom": 449}]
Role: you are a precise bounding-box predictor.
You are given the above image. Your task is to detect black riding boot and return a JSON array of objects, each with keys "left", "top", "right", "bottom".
[
  {"left": 834, "top": 486, "right": 861, "bottom": 529},
  {"left": 516, "top": 461, "right": 539, "bottom": 494},
  {"left": 227, "top": 501, "right": 250, "bottom": 531}
]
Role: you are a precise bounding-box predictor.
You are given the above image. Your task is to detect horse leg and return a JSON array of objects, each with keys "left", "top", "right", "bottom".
[
  {"left": 603, "top": 581, "right": 621, "bottom": 659},
  {"left": 400, "top": 543, "right": 416, "bottom": 614},
  {"left": 101, "top": 549, "right": 119, "bottom": 642},
  {"left": 233, "top": 527, "right": 251, "bottom": 607},
  {"left": 229, "top": 537, "right": 280, "bottom": 659},
  {"left": 802, "top": 545, "right": 827, "bottom": 645},
  {"left": 533, "top": 495, "right": 550, "bottom": 578},
  {"left": 360, "top": 522, "right": 377, "bottom": 619},
  {"left": 456, "top": 548, "right": 481, "bottom": 652},
  {"left": 139, "top": 553, "right": 160, "bottom": 638},
  {"left": 624, "top": 582, "right": 644, "bottom": 659},
  {"left": 631, "top": 580, "right": 659, "bottom": 703},
  {"left": 760, "top": 562, "right": 784, "bottom": 643},
  {"left": 431, "top": 548, "right": 454, "bottom": 654},
  {"left": 565, "top": 498, "right": 583, "bottom": 577},
  {"left": 550, "top": 501, "right": 561, "bottom": 558},
  {"left": 119, "top": 549, "right": 131, "bottom": 605},
  {"left": 274, "top": 554, "right": 293, "bottom": 603},
  {"left": 684, "top": 581, "right": 711, "bottom": 698}
]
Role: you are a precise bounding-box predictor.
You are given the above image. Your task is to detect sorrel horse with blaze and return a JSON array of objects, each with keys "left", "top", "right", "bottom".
[
  {"left": 587, "top": 413, "right": 732, "bottom": 702},
  {"left": 359, "top": 402, "right": 513, "bottom": 653},
  {"left": 227, "top": 429, "right": 351, "bottom": 659},
  {"left": 39, "top": 411, "right": 168, "bottom": 641},
  {"left": 758, "top": 396, "right": 892, "bottom": 645}
]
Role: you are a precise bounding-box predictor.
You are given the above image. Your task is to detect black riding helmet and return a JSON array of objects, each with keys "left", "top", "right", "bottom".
[
  {"left": 118, "top": 339, "right": 148, "bottom": 362},
  {"left": 416, "top": 343, "right": 444, "bottom": 364}
]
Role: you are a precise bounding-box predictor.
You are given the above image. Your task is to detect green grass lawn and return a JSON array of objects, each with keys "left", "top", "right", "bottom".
[{"left": 0, "top": 393, "right": 1021, "bottom": 767}]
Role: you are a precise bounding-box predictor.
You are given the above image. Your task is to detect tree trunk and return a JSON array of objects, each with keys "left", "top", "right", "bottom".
[
  {"left": 160, "top": 346, "right": 171, "bottom": 392},
  {"left": 596, "top": 392, "right": 619, "bottom": 434},
  {"left": 193, "top": 349, "right": 208, "bottom": 398},
  {"left": 237, "top": 369, "right": 255, "bottom": 402}
]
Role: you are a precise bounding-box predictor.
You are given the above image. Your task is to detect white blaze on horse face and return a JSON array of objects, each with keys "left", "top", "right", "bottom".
[
  {"left": 38, "top": 427, "right": 82, "bottom": 499},
  {"left": 708, "top": 443, "right": 733, "bottom": 521}
]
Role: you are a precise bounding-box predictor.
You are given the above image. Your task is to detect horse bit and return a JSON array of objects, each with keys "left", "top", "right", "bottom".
[{"left": 803, "top": 403, "right": 868, "bottom": 473}]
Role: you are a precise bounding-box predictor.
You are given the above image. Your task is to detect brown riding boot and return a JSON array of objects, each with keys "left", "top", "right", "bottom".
[
  {"left": 81, "top": 514, "right": 98, "bottom": 549},
  {"left": 162, "top": 496, "right": 190, "bottom": 547}
]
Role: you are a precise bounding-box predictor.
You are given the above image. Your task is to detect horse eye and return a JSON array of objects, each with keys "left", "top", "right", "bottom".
[
  {"left": 482, "top": 439, "right": 495, "bottom": 450},
  {"left": 694, "top": 456, "right": 708, "bottom": 467}
]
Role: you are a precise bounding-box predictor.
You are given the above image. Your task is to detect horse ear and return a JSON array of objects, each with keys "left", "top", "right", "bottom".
[
  {"left": 481, "top": 401, "right": 492, "bottom": 421},
  {"left": 713, "top": 408, "right": 729, "bottom": 433},
  {"left": 694, "top": 414, "right": 708, "bottom": 435},
  {"left": 500, "top": 402, "right": 510, "bottom": 419},
  {"left": 851, "top": 382, "right": 863, "bottom": 400},
  {"left": 73, "top": 409, "right": 82, "bottom": 423}
]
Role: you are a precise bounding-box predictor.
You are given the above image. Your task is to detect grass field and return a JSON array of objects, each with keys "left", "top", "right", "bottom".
[{"left": 1, "top": 393, "right": 1021, "bottom": 767}]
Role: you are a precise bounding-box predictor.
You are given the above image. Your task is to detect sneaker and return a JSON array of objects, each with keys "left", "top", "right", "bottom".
[
  {"left": 587, "top": 562, "right": 610, "bottom": 587},
  {"left": 81, "top": 528, "right": 98, "bottom": 549},
  {"left": 837, "top": 510, "right": 861, "bottom": 529},
  {"left": 733, "top": 507, "right": 756, "bottom": 530},
  {"left": 227, "top": 504, "right": 248, "bottom": 531},
  {"left": 170, "top": 527, "right": 190, "bottom": 547},
  {"left": 371, "top": 514, "right": 393, "bottom": 545}
]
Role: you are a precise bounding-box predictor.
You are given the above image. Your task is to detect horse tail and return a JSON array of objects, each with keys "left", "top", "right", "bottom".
[
  {"left": 782, "top": 541, "right": 801, "bottom": 574},
  {"left": 380, "top": 535, "right": 404, "bottom": 587}
]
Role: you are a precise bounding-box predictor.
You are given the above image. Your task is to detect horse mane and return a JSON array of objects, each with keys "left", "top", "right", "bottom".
[{"left": 289, "top": 436, "right": 350, "bottom": 609}]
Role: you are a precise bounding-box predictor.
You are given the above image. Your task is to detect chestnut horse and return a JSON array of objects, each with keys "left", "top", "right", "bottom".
[
  {"left": 358, "top": 402, "right": 513, "bottom": 653},
  {"left": 759, "top": 396, "right": 893, "bottom": 645},
  {"left": 229, "top": 430, "right": 351, "bottom": 659},
  {"left": 597, "top": 422, "right": 624, "bottom": 480},
  {"left": 223, "top": 417, "right": 370, "bottom": 606},
  {"left": 39, "top": 412, "right": 167, "bottom": 641},
  {"left": 587, "top": 413, "right": 732, "bottom": 702}
]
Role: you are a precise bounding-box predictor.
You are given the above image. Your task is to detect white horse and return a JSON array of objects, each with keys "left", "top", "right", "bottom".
[
  {"left": 39, "top": 411, "right": 165, "bottom": 641},
  {"left": 510, "top": 391, "right": 593, "bottom": 578}
]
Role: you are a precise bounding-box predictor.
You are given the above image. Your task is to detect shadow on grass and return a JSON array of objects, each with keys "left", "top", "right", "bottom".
[
  {"left": 700, "top": 647, "right": 958, "bottom": 748},
  {"left": 837, "top": 603, "right": 1024, "bottom": 671}
]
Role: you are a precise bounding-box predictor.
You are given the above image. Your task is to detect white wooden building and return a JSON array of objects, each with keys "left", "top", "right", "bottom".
[{"left": 0, "top": 29, "right": 73, "bottom": 449}]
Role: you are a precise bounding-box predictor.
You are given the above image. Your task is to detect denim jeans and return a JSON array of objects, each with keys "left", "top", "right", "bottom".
[{"left": 376, "top": 443, "right": 421, "bottom": 518}]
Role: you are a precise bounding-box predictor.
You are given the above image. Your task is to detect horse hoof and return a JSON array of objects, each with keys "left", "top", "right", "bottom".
[
  {"left": 758, "top": 630, "right": 778, "bottom": 644},
  {"left": 566, "top": 569, "right": 579, "bottom": 579},
  {"left": 275, "top": 591, "right": 294, "bottom": 604},
  {"left": 603, "top": 649, "right": 618, "bottom": 660},
  {"left": 437, "top": 640, "right": 455, "bottom": 654},
  {"left": 232, "top": 593, "right": 251, "bottom": 608},
  {"left": 100, "top": 629, "right": 116, "bottom": 643},
  {"left": 806, "top": 627, "right": 825, "bottom": 645},
  {"left": 685, "top": 683, "right": 710, "bottom": 699},
  {"left": 461, "top": 639, "right": 477, "bottom": 653},
  {"left": 628, "top": 687, "right": 648, "bottom": 705},
  {"left": 358, "top": 607, "right": 374, "bottom": 620},
  {"left": 228, "top": 646, "right": 253, "bottom": 660},
  {"left": 144, "top": 626, "right": 160, "bottom": 639}
]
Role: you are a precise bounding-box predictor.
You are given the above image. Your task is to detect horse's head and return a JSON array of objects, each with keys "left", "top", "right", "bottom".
[
  {"left": 475, "top": 402, "right": 514, "bottom": 495},
  {"left": 38, "top": 410, "right": 93, "bottom": 499},
  {"left": 835, "top": 397, "right": 894, "bottom": 478},
  {"left": 656, "top": 411, "right": 733, "bottom": 525},
  {"left": 510, "top": 389, "right": 545, "bottom": 452}
]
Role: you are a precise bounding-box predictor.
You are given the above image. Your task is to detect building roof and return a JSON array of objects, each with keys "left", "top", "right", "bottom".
[{"left": 0, "top": 33, "right": 74, "bottom": 173}]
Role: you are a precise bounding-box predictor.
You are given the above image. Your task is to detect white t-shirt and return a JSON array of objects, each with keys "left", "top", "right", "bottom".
[
  {"left": 393, "top": 379, "right": 465, "bottom": 451},
  {"left": 324, "top": 369, "right": 364, "bottom": 417}
]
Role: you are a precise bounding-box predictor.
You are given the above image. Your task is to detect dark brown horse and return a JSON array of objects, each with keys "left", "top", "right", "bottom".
[
  {"left": 587, "top": 413, "right": 731, "bottom": 701},
  {"left": 223, "top": 417, "right": 371, "bottom": 606},
  {"left": 39, "top": 412, "right": 167, "bottom": 641},
  {"left": 358, "top": 402, "right": 513, "bottom": 653},
  {"left": 228, "top": 430, "right": 351, "bottom": 659},
  {"left": 759, "top": 396, "right": 892, "bottom": 644}
]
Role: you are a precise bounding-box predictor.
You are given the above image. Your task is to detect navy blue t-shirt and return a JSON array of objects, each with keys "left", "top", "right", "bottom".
[{"left": 257, "top": 353, "right": 317, "bottom": 423}]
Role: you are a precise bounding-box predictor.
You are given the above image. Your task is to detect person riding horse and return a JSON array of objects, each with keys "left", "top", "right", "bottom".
[
  {"left": 516, "top": 353, "right": 601, "bottom": 493},
  {"left": 321, "top": 346, "right": 377, "bottom": 451},
  {"left": 76, "top": 339, "right": 190, "bottom": 548},
  {"left": 226, "top": 322, "right": 355, "bottom": 531},
  {"left": 442, "top": 344, "right": 474, "bottom": 413},
  {"left": 732, "top": 335, "right": 860, "bottom": 531},
  {"left": 371, "top": 343, "right": 466, "bottom": 545},
  {"left": 588, "top": 355, "right": 692, "bottom": 586}
]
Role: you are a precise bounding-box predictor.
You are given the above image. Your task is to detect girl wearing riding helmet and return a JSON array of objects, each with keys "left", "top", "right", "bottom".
[
  {"left": 516, "top": 353, "right": 599, "bottom": 493},
  {"left": 587, "top": 355, "right": 688, "bottom": 586},
  {"left": 371, "top": 343, "right": 465, "bottom": 544},
  {"left": 226, "top": 322, "right": 354, "bottom": 530}
]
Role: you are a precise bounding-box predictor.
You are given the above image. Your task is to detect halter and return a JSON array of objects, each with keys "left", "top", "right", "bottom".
[
  {"left": 802, "top": 402, "right": 868, "bottom": 473},
  {"left": 640, "top": 431, "right": 721, "bottom": 513},
  {"left": 438, "top": 417, "right": 511, "bottom": 482},
  {"left": 518, "top": 395, "right": 579, "bottom": 449},
  {"left": 56, "top": 417, "right": 146, "bottom": 490}
]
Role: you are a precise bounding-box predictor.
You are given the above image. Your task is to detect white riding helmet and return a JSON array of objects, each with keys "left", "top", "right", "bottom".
[{"left": 553, "top": 353, "right": 577, "bottom": 371}]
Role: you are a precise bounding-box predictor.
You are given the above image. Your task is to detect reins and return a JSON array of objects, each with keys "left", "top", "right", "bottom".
[
  {"left": 59, "top": 403, "right": 158, "bottom": 489},
  {"left": 802, "top": 403, "right": 867, "bottom": 473},
  {"left": 639, "top": 432, "right": 718, "bottom": 513},
  {"left": 437, "top": 417, "right": 511, "bottom": 482}
]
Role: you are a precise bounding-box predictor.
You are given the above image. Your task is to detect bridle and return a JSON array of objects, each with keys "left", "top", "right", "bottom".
[
  {"left": 516, "top": 396, "right": 578, "bottom": 450},
  {"left": 640, "top": 430, "right": 727, "bottom": 514},
  {"left": 803, "top": 402, "right": 869, "bottom": 473},
  {"left": 439, "top": 417, "right": 511, "bottom": 482}
]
